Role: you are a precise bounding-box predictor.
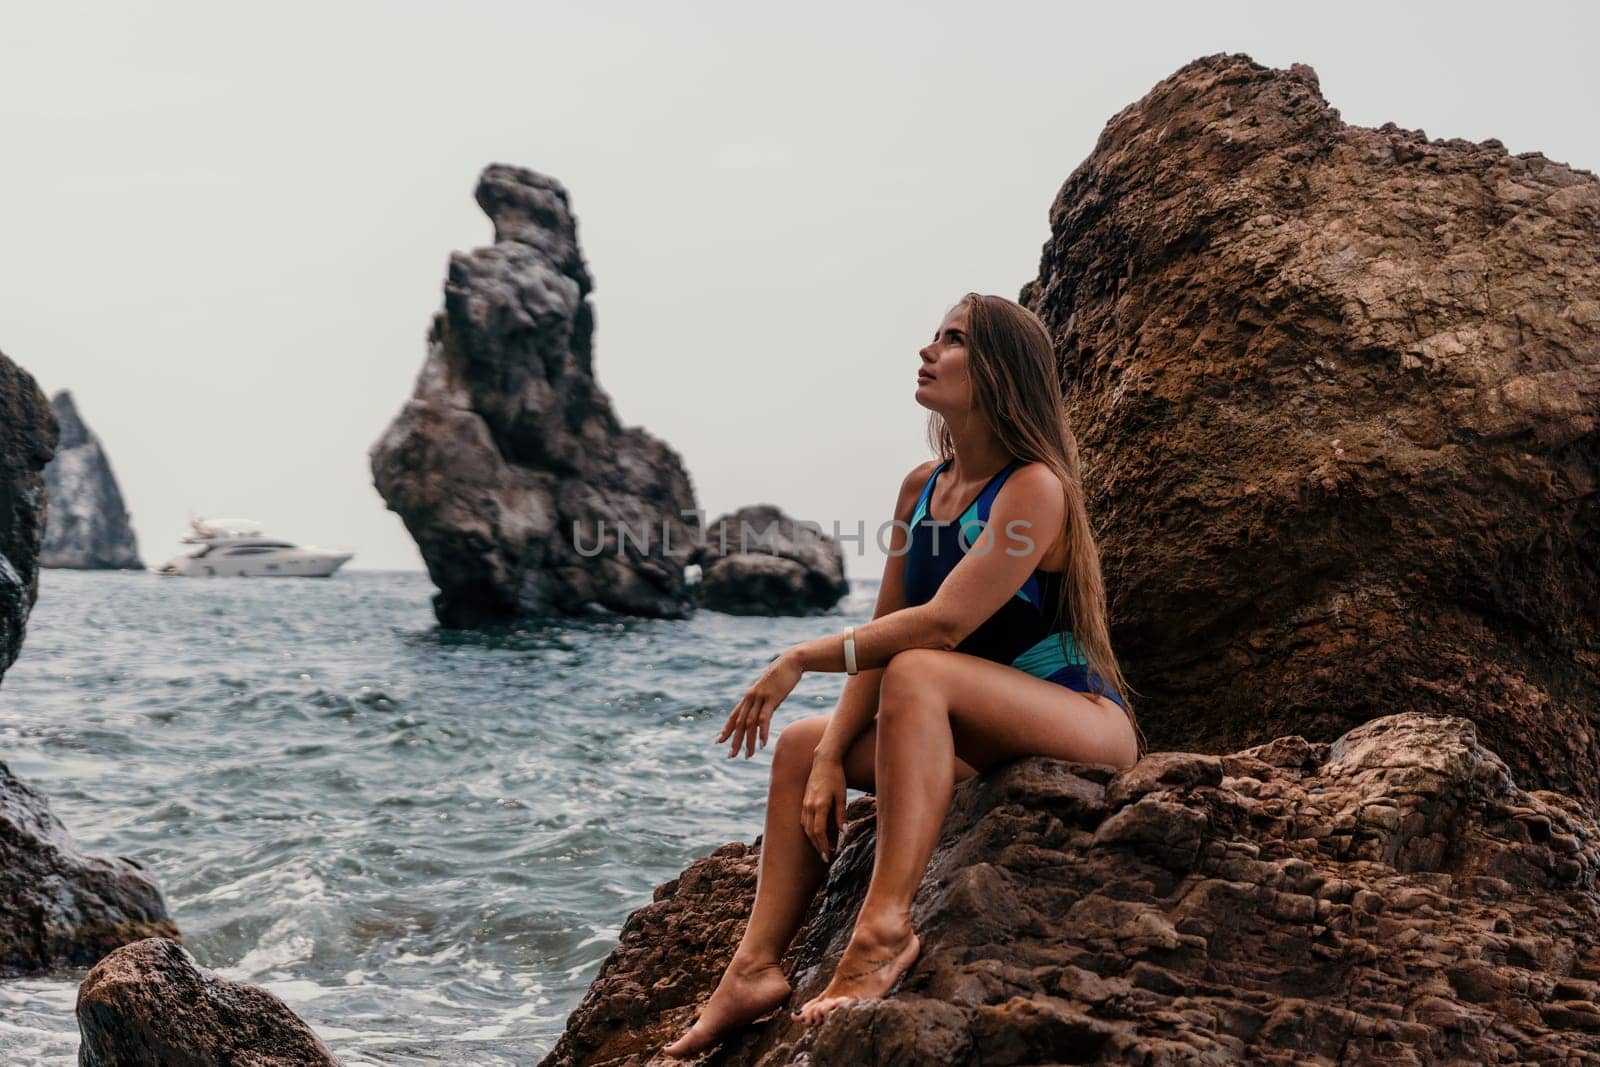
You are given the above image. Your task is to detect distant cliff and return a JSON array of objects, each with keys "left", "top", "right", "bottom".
[
  {"left": 40, "top": 390, "right": 143, "bottom": 571},
  {"left": 371, "top": 164, "right": 699, "bottom": 627}
]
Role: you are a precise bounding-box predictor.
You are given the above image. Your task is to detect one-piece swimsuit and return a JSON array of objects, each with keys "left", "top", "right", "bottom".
[{"left": 900, "top": 457, "right": 1129, "bottom": 712}]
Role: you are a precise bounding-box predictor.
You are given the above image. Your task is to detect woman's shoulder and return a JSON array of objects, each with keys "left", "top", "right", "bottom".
[
  {"left": 893, "top": 459, "right": 943, "bottom": 519},
  {"left": 996, "top": 459, "right": 1067, "bottom": 512}
]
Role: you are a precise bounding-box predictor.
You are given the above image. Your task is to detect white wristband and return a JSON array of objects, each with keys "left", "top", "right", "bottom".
[{"left": 843, "top": 626, "right": 858, "bottom": 675}]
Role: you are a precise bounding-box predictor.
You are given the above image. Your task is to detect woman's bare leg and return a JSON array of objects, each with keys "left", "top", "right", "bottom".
[
  {"left": 661, "top": 713, "right": 843, "bottom": 1058},
  {"left": 795, "top": 649, "right": 1137, "bottom": 1025}
]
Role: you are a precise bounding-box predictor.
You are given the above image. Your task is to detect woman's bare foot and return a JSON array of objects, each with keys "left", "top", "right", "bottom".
[
  {"left": 660, "top": 955, "right": 793, "bottom": 1059},
  {"left": 792, "top": 912, "right": 921, "bottom": 1027}
]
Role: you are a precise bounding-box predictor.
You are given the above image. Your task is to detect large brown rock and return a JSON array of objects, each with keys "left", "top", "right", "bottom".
[
  {"left": 371, "top": 164, "right": 700, "bottom": 627},
  {"left": 0, "top": 345, "right": 55, "bottom": 677},
  {"left": 540, "top": 712, "right": 1600, "bottom": 1065},
  {"left": 76, "top": 937, "right": 341, "bottom": 1066},
  {"left": 1018, "top": 52, "right": 1600, "bottom": 804}
]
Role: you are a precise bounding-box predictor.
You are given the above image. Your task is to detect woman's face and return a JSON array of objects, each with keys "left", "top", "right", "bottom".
[{"left": 915, "top": 303, "right": 972, "bottom": 414}]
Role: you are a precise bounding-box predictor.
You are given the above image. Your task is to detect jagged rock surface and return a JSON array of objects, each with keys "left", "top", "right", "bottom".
[
  {"left": 1, "top": 357, "right": 173, "bottom": 977},
  {"left": 40, "top": 389, "right": 143, "bottom": 570},
  {"left": 1016, "top": 52, "right": 1600, "bottom": 803},
  {"left": 0, "top": 346, "right": 55, "bottom": 677},
  {"left": 371, "top": 164, "right": 699, "bottom": 627},
  {"left": 539, "top": 713, "right": 1600, "bottom": 1065},
  {"left": 541, "top": 53, "right": 1600, "bottom": 1067},
  {"left": 76, "top": 937, "right": 340, "bottom": 1066},
  {"left": 692, "top": 504, "right": 850, "bottom": 616},
  {"left": 0, "top": 761, "right": 178, "bottom": 977}
]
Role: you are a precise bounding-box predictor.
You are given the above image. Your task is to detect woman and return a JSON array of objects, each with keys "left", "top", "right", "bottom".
[{"left": 662, "top": 292, "right": 1145, "bottom": 1058}]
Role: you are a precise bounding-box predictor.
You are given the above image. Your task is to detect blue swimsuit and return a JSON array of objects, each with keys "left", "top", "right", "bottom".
[{"left": 901, "top": 457, "right": 1129, "bottom": 712}]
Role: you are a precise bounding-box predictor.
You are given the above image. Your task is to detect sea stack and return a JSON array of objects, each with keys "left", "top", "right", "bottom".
[
  {"left": 40, "top": 389, "right": 144, "bottom": 570},
  {"left": 371, "top": 164, "right": 700, "bottom": 627},
  {"left": 1018, "top": 53, "right": 1600, "bottom": 803}
]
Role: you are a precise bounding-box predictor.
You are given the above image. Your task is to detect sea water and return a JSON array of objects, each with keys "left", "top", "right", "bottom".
[{"left": 0, "top": 569, "right": 874, "bottom": 1065}]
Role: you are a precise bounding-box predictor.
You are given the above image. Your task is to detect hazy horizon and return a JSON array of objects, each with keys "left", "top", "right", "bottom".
[{"left": 4, "top": 1, "right": 1595, "bottom": 582}]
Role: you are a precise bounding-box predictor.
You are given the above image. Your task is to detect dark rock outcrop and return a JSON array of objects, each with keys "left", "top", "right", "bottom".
[
  {"left": 692, "top": 504, "right": 850, "bottom": 616},
  {"left": 77, "top": 937, "right": 341, "bottom": 1066},
  {"left": 371, "top": 164, "right": 700, "bottom": 627},
  {"left": 540, "top": 713, "right": 1600, "bottom": 1065},
  {"left": 0, "top": 761, "right": 178, "bottom": 977},
  {"left": 1017, "top": 52, "right": 1600, "bottom": 803},
  {"left": 40, "top": 389, "right": 143, "bottom": 570},
  {"left": 1, "top": 353, "right": 172, "bottom": 978},
  {"left": 0, "top": 345, "right": 55, "bottom": 678}
]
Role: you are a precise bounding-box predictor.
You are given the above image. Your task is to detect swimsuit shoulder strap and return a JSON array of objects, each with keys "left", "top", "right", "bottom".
[{"left": 908, "top": 459, "right": 951, "bottom": 527}]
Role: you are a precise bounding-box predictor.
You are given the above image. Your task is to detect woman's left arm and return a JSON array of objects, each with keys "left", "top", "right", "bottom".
[
  {"left": 719, "top": 465, "right": 1065, "bottom": 756},
  {"left": 797, "top": 464, "right": 1065, "bottom": 671}
]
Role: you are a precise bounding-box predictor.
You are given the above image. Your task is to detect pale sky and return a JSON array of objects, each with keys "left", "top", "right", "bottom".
[{"left": 3, "top": 1, "right": 1594, "bottom": 579}]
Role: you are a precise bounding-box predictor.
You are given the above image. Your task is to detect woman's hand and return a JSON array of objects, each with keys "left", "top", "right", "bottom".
[
  {"left": 718, "top": 648, "right": 804, "bottom": 759},
  {"left": 801, "top": 755, "right": 848, "bottom": 862}
]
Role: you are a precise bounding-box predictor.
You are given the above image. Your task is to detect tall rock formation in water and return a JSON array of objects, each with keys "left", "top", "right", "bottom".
[
  {"left": 0, "top": 349, "right": 176, "bottom": 977},
  {"left": 371, "top": 164, "right": 700, "bottom": 627},
  {"left": 0, "top": 346, "right": 55, "bottom": 678},
  {"left": 538, "top": 54, "right": 1600, "bottom": 1066},
  {"left": 40, "top": 389, "right": 144, "bottom": 570},
  {"left": 1017, "top": 53, "right": 1600, "bottom": 804}
]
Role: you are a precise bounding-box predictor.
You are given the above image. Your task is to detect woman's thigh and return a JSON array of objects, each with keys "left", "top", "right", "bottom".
[{"left": 874, "top": 648, "right": 1138, "bottom": 773}]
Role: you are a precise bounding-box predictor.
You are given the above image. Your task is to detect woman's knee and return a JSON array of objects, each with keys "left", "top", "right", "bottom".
[
  {"left": 877, "top": 648, "right": 943, "bottom": 721},
  {"left": 773, "top": 713, "right": 829, "bottom": 769}
]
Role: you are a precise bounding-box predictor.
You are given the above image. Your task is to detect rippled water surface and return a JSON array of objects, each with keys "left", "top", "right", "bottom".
[{"left": 0, "top": 569, "right": 873, "bottom": 1064}]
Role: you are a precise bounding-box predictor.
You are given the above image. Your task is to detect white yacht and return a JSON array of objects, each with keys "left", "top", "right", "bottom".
[{"left": 157, "top": 517, "right": 354, "bottom": 578}]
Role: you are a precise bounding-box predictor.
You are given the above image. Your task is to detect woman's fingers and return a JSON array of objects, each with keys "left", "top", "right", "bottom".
[
  {"left": 804, "top": 800, "right": 827, "bottom": 858},
  {"left": 717, "top": 694, "right": 747, "bottom": 743},
  {"left": 744, "top": 698, "right": 768, "bottom": 758}
]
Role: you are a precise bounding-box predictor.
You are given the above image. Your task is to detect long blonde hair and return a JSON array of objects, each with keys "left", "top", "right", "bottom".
[{"left": 927, "top": 292, "right": 1147, "bottom": 759}]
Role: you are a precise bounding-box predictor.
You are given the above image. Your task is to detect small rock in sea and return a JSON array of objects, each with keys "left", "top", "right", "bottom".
[
  {"left": 692, "top": 504, "right": 850, "bottom": 616},
  {"left": 76, "top": 937, "right": 341, "bottom": 1067}
]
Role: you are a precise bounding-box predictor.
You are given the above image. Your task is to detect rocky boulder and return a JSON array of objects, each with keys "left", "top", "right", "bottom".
[
  {"left": 539, "top": 712, "right": 1600, "bottom": 1065},
  {"left": 371, "top": 163, "right": 700, "bottom": 627},
  {"left": 77, "top": 937, "right": 341, "bottom": 1066},
  {"left": 0, "top": 345, "right": 55, "bottom": 678},
  {"left": 0, "top": 761, "right": 178, "bottom": 977},
  {"left": 1017, "top": 53, "right": 1600, "bottom": 804},
  {"left": 692, "top": 504, "right": 850, "bottom": 616},
  {"left": 40, "top": 389, "right": 143, "bottom": 570}
]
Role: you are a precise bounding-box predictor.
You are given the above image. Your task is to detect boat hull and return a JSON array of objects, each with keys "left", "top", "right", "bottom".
[{"left": 157, "top": 552, "right": 354, "bottom": 578}]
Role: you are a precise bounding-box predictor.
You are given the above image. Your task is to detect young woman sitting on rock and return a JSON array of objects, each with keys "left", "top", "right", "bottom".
[{"left": 662, "top": 291, "right": 1146, "bottom": 1058}]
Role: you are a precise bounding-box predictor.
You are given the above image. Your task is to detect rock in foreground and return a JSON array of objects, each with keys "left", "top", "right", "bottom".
[
  {"left": 540, "top": 712, "right": 1600, "bottom": 1065},
  {"left": 371, "top": 163, "right": 699, "bottom": 627},
  {"left": 693, "top": 504, "right": 850, "bottom": 616},
  {"left": 0, "top": 345, "right": 56, "bottom": 677},
  {"left": 0, "top": 760, "right": 178, "bottom": 977},
  {"left": 77, "top": 937, "right": 340, "bottom": 1066},
  {"left": 1019, "top": 52, "right": 1600, "bottom": 802},
  {"left": 41, "top": 389, "right": 143, "bottom": 570}
]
